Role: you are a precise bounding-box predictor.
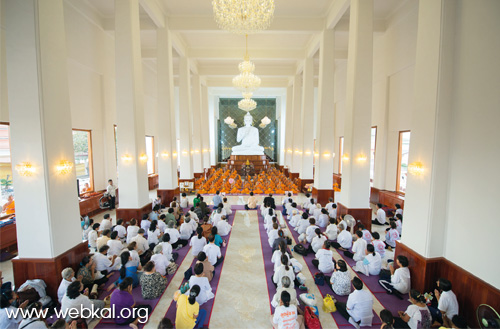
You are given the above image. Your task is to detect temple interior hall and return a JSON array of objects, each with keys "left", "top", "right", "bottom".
[{"left": 0, "top": 0, "right": 499, "bottom": 328}]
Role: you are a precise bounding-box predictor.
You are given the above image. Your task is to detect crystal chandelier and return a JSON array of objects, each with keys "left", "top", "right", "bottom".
[
  {"left": 212, "top": 0, "right": 275, "bottom": 35},
  {"left": 233, "top": 35, "right": 261, "bottom": 93},
  {"left": 238, "top": 93, "right": 257, "bottom": 111},
  {"left": 259, "top": 116, "right": 271, "bottom": 128}
]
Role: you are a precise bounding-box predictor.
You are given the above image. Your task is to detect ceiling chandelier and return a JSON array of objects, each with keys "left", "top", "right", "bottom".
[
  {"left": 238, "top": 93, "right": 257, "bottom": 111},
  {"left": 233, "top": 35, "right": 261, "bottom": 94},
  {"left": 212, "top": 0, "right": 275, "bottom": 35}
]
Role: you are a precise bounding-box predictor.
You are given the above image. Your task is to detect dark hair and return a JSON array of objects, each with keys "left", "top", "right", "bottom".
[
  {"left": 337, "top": 259, "right": 347, "bottom": 272},
  {"left": 358, "top": 223, "right": 365, "bottom": 230},
  {"left": 197, "top": 251, "right": 207, "bottom": 262},
  {"left": 99, "top": 245, "right": 110, "bottom": 253},
  {"left": 409, "top": 289, "right": 426, "bottom": 303},
  {"left": 321, "top": 208, "right": 328, "bottom": 214},
  {"left": 208, "top": 234, "right": 215, "bottom": 243},
  {"left": 194, "top": 263, "right": 204, "bottom": 275},
  {"left": 143, "top": 261, "right": 155, "bottom": 272},
  {"left": 66, "top": 281, "right": 82, "bottom": 299},
  {"left": 119, "top": 277, "right": 133, "bottom": 291},
  {"left": 281, "top": 254, "right": 290, "bottom": 271},
  {"left": 157, "top": 318, "right": 174, "bottom": 329},
  {"left": 102, "top": 229, "right": 111, "bottom": 236},
  {"left": 250, "top": 192, "right": 254, "bottom": 196},
  {"left": 279, "top": 240, "right": 287, "bottom": 254},
  {"left": 380, "top": 309, "right": 394, "bottom": 327},
  {"left": 268, "top": 208, "right": 274, "bottom": 216},
  {"left": 396, "top": 214, "right": 403, "bottom": 221},
  {"left": 159, "top": 214, "right": 166, "bottom": 220},
  {"left": 329, "top": 217, "right": 336, "bottom": 224},
  {"left": 302, "top": 213, "right": 308, "bottom": 219},
  {"left": 149, "top": 221, "right": 158, "bottom": 232},
  {"left": 451, "top": 315, "right": 468, "bottom": 329},
  {"left": 127, "top": 242, "right": 137, "bottom": 250},
  {"left": 80, "top": 255, "right": 91, "bottom": 268},
  {"left": 130, "top": 218, "right": 137, "bottom": 226},
  {"left": 291, "top": 202, "right": 297, "bottom": 208},
  {"left": 211, "top": 226, "right": 218, "bottom": 236},
  {"left": 395, "top": 204, "right": 401, "bottom": 209},
  {"left": 104, "top": 214, "right": 110, "bottom": 219},
  {"left": 120, "top": 251, "right": 130, "bottom": 279},
  {"left": 142, "top": 214, "right": 149, "bottom": 220},
  {"left": 190, "top": 206, "right": 195, "bottom": 211},
  {"left": 372, "top": 232, "right": 380, "bottom": 239},
  {"left": 162, "top": 233, "right": 170, "bottom": 242},
  {"left": 0, "top": 291, "right": 13, "bottom": 308},
  {"left": 223, "top": 197, "right": 227, "bottom": 202},
  {"left": 315, "top": 228, "right": 321, "bottom": 238},
  {"left": 288, "top": 192, "right": 292, "bottom": 197},
  {"left": 182, "top": 193, "right": 187, "bottom": 197},
  {"left": 352, "top": 277, "right": 363, "bottom": 290},
  {"left": 117, "top": 219, "right": 123, "bottom": 225},
  {"left": 390, "top": 221, "right": 397, "bottom": 229},
  {"left": 309, "top": 218, "right": 316, "bottom": 225},
  {"left": 377, "top": 203, "right": 383, "bottom": 208},
  {"left": 92, "top": 223, "right": 100, "bottom": 230},
  {"left": 438, "top": 278, "right": 452, "bottom": 291},
  {"left": 138, "top": 228, "right": 145, "bottom": 234},
  {"left": 51, "top": 319, "right": 68, "bottom": 329},
  {"left": 397, "top": 255, "right": 409, "bottom": 267},
  {"left": 168, "top": 208, "right": 174, "bottom": 214},
  {"left": 332, "top": 204, "right": 337, "bottom": 209},
  {"left": 367, "top": 244, "right": 375, "bottom": 256},
  {"left": 188, "top": 285, "right": 200, "bottom": 305},
  {"left": 356, "top": 231, "right": 363, "bottom": 238},
  {"left": 200, "top": 196, "right": 204, "bottom": 201},
  {"left": 273, "top": 223, "right": 278, "bottom": 230},
  {"left": 324, "top": 241, "right": 330, "bottom": 249},
  {"left": 111, "top": 231, "right": 118, "bottom": 240},
  {"left": 280, "top": 290, "right": 291, "bottom": 307},
  {"left": 153, "top": 205, "right": 160, "bottom": 212},
  {"left": 196, "top": 227, "right": 203, "bottom": 239}
]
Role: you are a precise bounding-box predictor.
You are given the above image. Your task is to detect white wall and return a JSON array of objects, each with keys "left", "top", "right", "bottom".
[
  {"left": 443, "top": 0, "right": 500, "bottom": 288},
  {"left": 0, "top": 1, "right": 8, "bottom": 122}
]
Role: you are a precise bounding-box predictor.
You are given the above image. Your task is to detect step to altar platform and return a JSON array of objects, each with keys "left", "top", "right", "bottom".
[{"left": 227, "top": 155, "right": 269, "bottom": 173}]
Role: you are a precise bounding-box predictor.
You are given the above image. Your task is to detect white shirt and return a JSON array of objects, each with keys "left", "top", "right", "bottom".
[
  {"left": 356, "top": 252, "right": 382, "bottom": 276},
  {"left": 88, "top": 230, "right": 98, "bottom": 249},
  {"left": 313, "top": 208, "right": 322, "bottom": 221},
  {"left": 223, "top": 202, "right": 232, "bottom": 215},
  {"left": 147, "top": 229, "right": 161, "bottom": 245},
  {"left": 395, "top": 208, "right": 403, "bottom": 216},
  {"left": 203, "top": 243, "right": 221, "bottom": 266},
  {"left": 352, "top": 238, "right": 367, "bottom": 262},
  {"left": 189, "top": 211, "right": 199, "bottom": 222},
  {"left": 126, "top": 225, "right": 140, "bottom": 244},
  {"left": 132, "top": 235, "right": 149, "bottom": 254},
  {"left": 179, "top": 223, "right": 193, "bottom": 240},
  {"left": 125, "top": 249, "right": 140, "bottom": 267},
  {"left": 216, "top": 220, "right": 232, "bottom": 237},
  {"left": 305, "top": 225, "right": 319, "bottom": 243},
  {"left": 159, "top": 242, "right": 173, "bottom": 261},
  {"left": 100, "top": 219, "right": 112, "bottom": 232},
  {"left": 438, "top": 290, "right": 459, "bottom": 318},
  {"left": 271, "top": 288, "right": 298, "bottom": 308},
  {"left": 325, "top": 202, "right": 334, "bottom": 212},
  {"left": 82, "top": 226, "right": 92, "bottom": 241},
  {"left": 318, "top": 214, "right": 329, "bottom": 228},
  {"left": 346, "top": 289, "right": 374, "bottom": 322},
  {"left": 315, "top": 248, "right": 335, "bottom": 274},
  {"left": 0, "top": 306, "right": 23, "bottom": 329},
  {"left": 106, "top": 184, "right": 116, "bottom": 197},
  {"left": 338, "top": 220, "right": 347, "bottom": 231},
  {"left": 295, "top": 219, "right": 309, "bottom": 234},
  {"left": 396, "top": 219, "right": 402, "bottom": 235},
  {"left": 180, "top": 197, "right": 189, "bottom": 208},
  {"left": 273, "top": 305, "right": 299, "bottom": 329},
  {"left": 157, "top": 220, "right": 167, "bottom": 233},
  {"left": 329, "top": 208, "right": 337, "bottom": 219},
  {"left": 385, "top": 228, "right": 400, "bottom": 248},
  {"left": 61, "top": 294, "right": 93, "bottom": 320},
  {"left": 273, "top": 265, "right": 295, "bottom": 289},
  {"left": 290, "top": 214, "right": 301, "bottom": 227},
  {"left": 93, "top": 252, "right": 113, "bottom": 272},
  {"left": 268, "top": 229, "right": 279, "bottom": 248},
  {"left": 311, "top": 235, "right": 327, "bottom": 253},
  {"left": 114, "top": 225, "right": 127, "bottom": 239},
  {"left": 190, "top": 236, "right": 207, "bottom": 256},
  {"left": 362, "top": 230, "right": 373, "bottom": 245},
  {"left": 212, "top": 213, "right": 223, "bottom": 226},
  {"left": 141, "top": 220, "right": 151, "bottom": 232},
  {"left": 107, "top": 239, "right": 124, "bottom": 256},
  {"left": 308, "top": 204, "right": 316, "bottom": 215},
  {"left": 325, "top": 224, "right": 338, "bottom": 240},
  {"left": 337, "top": 230, "right": 352, "bottom": 249},
  {"left": 57, "top": 278, "right": 74, "bottom": 303},
  {"left": 271, "top": 250, "right": 288, "bottom": 271},
  {"left": 187, "top": 276, "right": 214, "bottom": 306},
  {"left": 392, "top": 267, "right": 411, "bottom": 294},
  {"left": 165, "top": 228, "right": 180, "bottom": 244},
  {"left": 373, "top": 240, "right": 386, "bottom": 258},
  {"left": 376, "top": 208, "right": 386, "bottom": 224},
  {"left": 406, "top": 305, "right": 431, "bottom": 329},
  {"left": 151, "top": 253, "right": 169, "bottom": 276}
]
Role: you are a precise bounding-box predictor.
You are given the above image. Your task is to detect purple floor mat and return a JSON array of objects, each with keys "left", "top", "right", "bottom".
[{"left": 162, "top": 207, "right": 237, "bottom": 328}]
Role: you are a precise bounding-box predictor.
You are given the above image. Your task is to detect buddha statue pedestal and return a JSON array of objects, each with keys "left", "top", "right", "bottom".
[{"left": 228, "top": 155, "right": 269, "bottom": 173}]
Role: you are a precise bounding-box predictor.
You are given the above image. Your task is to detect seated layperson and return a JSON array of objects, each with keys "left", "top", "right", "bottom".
[
  {"left": 351, "top": 231, "right": 368, "bottom": 262},
  {"left": 312, "top": 241, "right": 335, "bottom": 274},
  {"left": 373, "top": 203, "right": 388, "bottom": 226},
  {"left": 330, "top": 259, "right": 351, "bottom": 296},
  {"left": 140, "top": 261, "right": 168, "bottom": 300},
  {"left": 393, "top": 289, "right": 432, "bottom": 329},
  {"left": 61, "top": 281, "right": 105, "bottom": 324},
  {"left": 331, "top": 224, "right": 353, "bottom": 250},
  {"left": 187, "top": 263, "right": 214, "bottom": 306},
  {"left": 335, "top": 277, "right": 374, "bottom": 329},
  {"left": 111, "top": 277, "right": 152, "bottom": 328},
  {"left": 379, "top": 255, "right": 411, "bottom": 299},
  {"left": 271, "top": 291, "right": 305, "bottom": 329},
  {"left": 353, "top": 244, "right": 382, "bottom": 277}
]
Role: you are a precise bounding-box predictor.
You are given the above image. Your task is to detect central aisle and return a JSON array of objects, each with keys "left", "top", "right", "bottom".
[{"left": 209, "top": 210, "right": 271, "bottom": 328}]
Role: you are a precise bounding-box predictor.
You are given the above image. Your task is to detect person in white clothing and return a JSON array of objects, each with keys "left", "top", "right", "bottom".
[
  {"left": 82, "top": 218, "right": 94, "bottom": 241},
  {"left": 268, "top": 223, "right": 280, "bottom": 248},
  {"left": 308, "top": 199, "right": 316, "bottom": 216},
  {"left": 325, "top": 198, "right": 335, "bottom": 213},
  {"left": 351, "top": 231, "right": 368, "bottom": 262},
  {"left": 373, "top": 203, "right": 388, "bottom": 225},
  {"left": 312, "top": 241, "right": 335, "bottom": 274},
  {"left": 140, "top": 216, "right": 151, "bottom": 233},
  {"left": 107, "top": 231, "right": 124, "bottom": 256},
  {"left": 61, "top": 281, "right": 104, "bottom": 324},
  {"left": 371, "top": 232, "right": 386, "bottom": 259},
  {"left": 335, "top": 277, "right": 374, "bottom": 328},
  {"left": 57, "top": 267, "right": 77, "bottom": 303},
  {"left": 395, "top": 214, "right": 403, "bottom": 236},
  {"left": 0, "top": 290, "right": 29, "bottom": 329},
  {"left": 354, "top": 244, "right": 382, "bottom": 276},
  {"left": 289, "top": 210, "right": 301, "bottom": 227},
  {"left": 132, "top": 229, "right": 149, "bottom": 255},
  {"left": 379, "top": 255, "right": 411, "bottom": 299},
  {"left": 271, "top": 276, "right": 299, "bottom": 308},
  {"left": 272, "top": 241, "right": 291, "bottom": 272},
  {"left": 179, "top": 217, "right": 194, "bottom": 240},
  {"left": 187, "top": 263, "right": 214, "bottom": 306},
  {"left": 273, "top": 255, "right": 295, "bottom": 289},
  {"left": 325, "top": 218, "right": 338, "bottom": 241},
  {"left": 113, "top": 219, "right": 127, "bottom": 241},
  {"left": 394, "top": 289, "right": 432, "bottom": 329},
  {"left": 313, "top": 204, "right": 322, "bottom": 222},
  {"left": 147, "top": 221, "right": 162, "bottom": 246},
  {"left": 285, "top": 199, "right": 294, "bottom": 217},
  {"left": 385, "top": 221, "right": 400, "bottom": 250},
  {"left": 100, "top": 214, "right": 112, "bottom": 232},
  {"left": 190, "top": 227, "right": 207, "bottom": 256},
  {"left": 329, "top": 204, "right": 338, "bottom": 220},
  {"left": 295, "top": 213, "right": 309, "bottom": 235},
  {"left": 357, "top": 224, "right": 372, "bottom": 245},
  {"left": 180, "top": 192, "right": 189, "bottom": 208},
  {"left": 302, "top": 218, "right": 319, "bottom": 244},
  {"left": 106, "top": 179, "right": 117, "bottom": 210},
  {"left": 88, "top": 223, "right": 100, "bottom": 251},
  {"left": 317, "top": 208, "right": 330, "bottom": 228},
  {"left": 150, "top": 245, "right": 169, "bottom": 276},
  {"left": 158, "top": 234, "right": 175, "bottom": 262},
  {"left": 333, "top": 224, "right": 353, "bottom": 250},
  {"left": 310, "top": 228, "right": 327, "bottom": 254},
  {"left": 395, "top": 204, "right": 403, "bottom": 217},
  {"left": 302, "top": 193, "right": 311, "bottom": 210},
  {"left": 222, "top": 197, "right": 232, "bottom": 216},
  {"left": 271, "top": 290, "right": 305, "bottom": 329},
  {"left": 433, "top": 278, "right": 459, "bottom": 327},
  {"left": 164, "top": 221, "right": 181, "bottom": 248},
  {"left": 93, "top": 245, "right": 118, "bottom": 274},
  {"left": 337, "top": 217, "right": 348, "bottom": 231},
  {"left": 157, "top": 215, "right": 167, "bottom": 233},
  {"left": 126, "top": 219, "right": 140, "bottom": 244},
  {"left": 216, "top": 216, "right": 232, "bottom": 237},
  {"left": 188, "top": 207, "right": 199, "bottom": 223},
  {"left": 212, "top": 207, "right": 225, "bottom": 226},
  {"left": 203, "top": 235, "right": 223, "bottom": 267}
]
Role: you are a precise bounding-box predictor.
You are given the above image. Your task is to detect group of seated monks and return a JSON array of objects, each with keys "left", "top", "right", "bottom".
[{"left": 195, "top": 167, "right": 300, "bottom": 195}]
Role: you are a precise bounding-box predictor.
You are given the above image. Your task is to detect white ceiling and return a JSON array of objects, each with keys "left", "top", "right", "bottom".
[{"left": 82, "top": 0, "right": 411, "bottom": 85}]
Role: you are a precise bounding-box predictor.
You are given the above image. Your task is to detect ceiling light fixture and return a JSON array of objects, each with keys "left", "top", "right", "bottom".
[
  {"left": 212, "top": 0, "right": 275, "bottom": 35},
  {"left": 233, "top": 35, "right": 261, "bottom": 94}
]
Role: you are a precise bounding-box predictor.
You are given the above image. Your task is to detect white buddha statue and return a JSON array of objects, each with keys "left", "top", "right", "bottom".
[{"left": 231, "top": 112, "right": 265, "bottom": 155}]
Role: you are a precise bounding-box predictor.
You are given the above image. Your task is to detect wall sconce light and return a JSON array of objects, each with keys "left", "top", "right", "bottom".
[
  {"left": 356, "top": 154, "right": 367, "bottom": 162},
  {"left": 314, "top": 152, "right": 319, "bottom": 158},
  {"left": 305, "top": 151, "right": 311, "bottom": 156},
  {"left": 202, "top": 149, "right": 208, "bottom": 153},
  {"left": 16, "top": 162, "right": 36, "bottom": 177},
  {"left": 323, "top": 152, "right": 331, "bottom": 158},
  {"left": 161, "top": 152, "right": 169, "bottom": 158},
  {"left": 342, "top": 154, "right": 350, "bottom": 162},
  {"left": 172, "top": 152, "right": 178, "bottom": 158},
  {"left": 121, "top": 154, "right": 133, "bottom": 162},
  {"left": 56, "top": 160, "right": 74, "bottom": 175},
  {"left": 182, "top": 150, "right": 188, "bottom": 156},
  {"left": 408, "top": 161, "right": 425, "bottom": 175},
  {"left": 139, "top": 154, "right": 148, "bottom": 162}
]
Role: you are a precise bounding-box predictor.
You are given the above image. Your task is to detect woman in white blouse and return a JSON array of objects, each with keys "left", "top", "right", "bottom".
[
  {"left": 190, "top": 227, "right": 207, "bottom": 256},
  {"left": 312, "top": 241, "right": 335, "bottom": 274},
  {"left": 147, "top": 221, "right": 162, "bottom": 246},
  {"left": 273, "top": 254, "right": 295, "bottom": 289},
  {"left": 354, "top": 244, "right": 382, "bottom": 276},
  {"left": 187, "top": 263, "right": 214, "bottom": 306},
  {"left": 126, "top": 218, "right": 140, "bottom": 244}
]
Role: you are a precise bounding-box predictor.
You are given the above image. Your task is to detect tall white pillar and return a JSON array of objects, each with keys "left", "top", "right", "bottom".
[
  {"left": 114, "top": 0, "right": 149, "bottom": 210},
  {"left": 178, "top": 57, "right": 194, "bottom": 180},
  {"left": 301, "top": 58, "right": 315, "bottom": 180},
  {"left": 201, "top": 83, "right": 211, "bottom": 169},
  {"left": 191, "top": 74, "right": 203, "bottom": 175},
  {"left": 291, "top": 74, "right": 303, "bottom": 175},
  {"left": 339, "top": 0, "right": 373, "bottom": 212},
  {"left": 313, "top": 29, "right": 336, "bottom": 205},
  {"left": 156, "top": 24, "right": 178, "bottom": 202},
  {"left": 284, "top": 85, "right": 294, "bottom": 169},
  {"left": 5, "top": 0, "right": 81, "bottom": 259}
]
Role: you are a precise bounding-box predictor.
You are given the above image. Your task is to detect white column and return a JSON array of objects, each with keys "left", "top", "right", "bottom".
[
  {"left": 201, "top": 83, "right": 211, "bottom": 169},
  {"left": 301, "top": 58, "right": 315, "bottom": 180},
  {"left": 178, "top": 56, "right": 194, "bottom": 179},
  {"left": 156, "top": 25, "right": 177, "bottom": 190},
  {"left": 5, "top": 0, "right": 81, "bottom": 258},
  {"left": 190, "top": 74, "right": 203, "bottom": 174},
  {"left": 314, "top": 30, "right": 336, "bottom": 189},
  {"left": 291, "top": 74, "right": 303, "bottom": 174},
  {"left": 283, "top": 85, "right": 294, "bottom": 169},
  {"left": 339, "top": 0, "right": 373, "bottom": 209},
  {"left": 114, "top": 0, "right": 149, "bottom": 209},
  {"left": 402, "top": 0, "right": 455, "bottom": 258}
]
